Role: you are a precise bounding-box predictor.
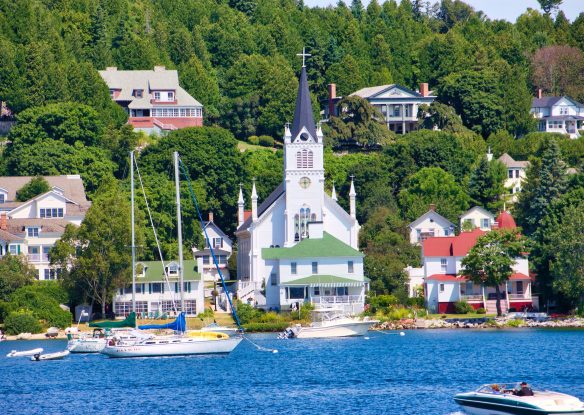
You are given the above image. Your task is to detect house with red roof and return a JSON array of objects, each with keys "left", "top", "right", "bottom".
[{"left": 423, "top": 211, "right": 536, "bottom": 314}]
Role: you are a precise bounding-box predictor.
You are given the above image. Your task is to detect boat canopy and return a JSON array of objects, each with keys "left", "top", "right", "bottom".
[
  {"left": 89, "top": 312, "right": 136, "bottom": 328},
  {"left": 138, "top": 312, "right": 186, "bottom": 332}
]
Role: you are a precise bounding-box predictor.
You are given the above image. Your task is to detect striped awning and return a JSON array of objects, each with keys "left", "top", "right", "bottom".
[{"left": 282, "top": 275, "right": 365, "bottom": 288}]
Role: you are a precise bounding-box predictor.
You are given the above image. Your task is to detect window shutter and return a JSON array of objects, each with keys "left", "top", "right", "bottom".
[
  {"left": 17, "top": 245, "right": 20, "bottom": 254},
  {"left": 148, "top": 284, "right": 152, "bottom": 294},
  {"left": 220, "top": 238, "right": 223, "bottom": 248}
]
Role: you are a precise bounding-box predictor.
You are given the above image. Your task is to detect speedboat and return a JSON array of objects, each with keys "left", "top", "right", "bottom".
[
  {"left": 30, "top": 350, "right": 70, "bottom": 361},
  {"left": 6, "top": 348, "right": 44, "bottom": 357},
  {"left": 280, "top": 308, "right": 379, "bottom": 339},
  {"left": 454, "top": 383, "right": 584, "bottom": 415}
]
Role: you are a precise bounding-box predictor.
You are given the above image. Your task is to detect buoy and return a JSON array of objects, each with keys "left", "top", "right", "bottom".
[
  {"left": 400, "top": 332, "right": 405, "bottom": 336},
  {"left": 272, "top": 349, "right": 279, "bottom": 354}
]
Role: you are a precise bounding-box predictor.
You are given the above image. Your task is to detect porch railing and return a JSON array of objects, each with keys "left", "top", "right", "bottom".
[
  {"left": 509, "top": 293, "right": 531, "bottom": 300},
  {"left": 460, "top": 294, "right": 483, "bottom": 301},
  {"left": 312, "top": 295, "right": 362, "bottom": 304}
]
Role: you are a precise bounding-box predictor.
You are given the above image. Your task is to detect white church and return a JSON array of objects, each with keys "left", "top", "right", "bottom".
[{"left": 235, "top": 62, "right": 368, "bottom": 314}]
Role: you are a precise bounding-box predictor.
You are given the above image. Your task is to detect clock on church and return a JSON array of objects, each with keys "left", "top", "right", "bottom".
[{"left": 299, "top": 177, "right": 311, "bottom": 189}]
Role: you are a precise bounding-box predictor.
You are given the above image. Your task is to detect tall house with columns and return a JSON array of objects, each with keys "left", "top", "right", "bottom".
[{"left": 235, "top": 62, "right": 367, "bottom": 313}]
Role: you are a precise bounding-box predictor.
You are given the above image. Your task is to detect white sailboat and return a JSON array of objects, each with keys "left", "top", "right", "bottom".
[{"left": 101, "top": 152, "right": 242, "bottom": 358}]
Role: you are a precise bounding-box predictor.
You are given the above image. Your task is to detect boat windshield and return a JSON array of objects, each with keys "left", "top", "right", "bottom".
[{"left": 477, "top": 383, "right": 540, "bottom": 394}]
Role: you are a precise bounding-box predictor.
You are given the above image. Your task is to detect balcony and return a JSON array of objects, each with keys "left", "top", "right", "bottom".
[{"left": 27, "top": 254, "right": 49, "bottom": 263}]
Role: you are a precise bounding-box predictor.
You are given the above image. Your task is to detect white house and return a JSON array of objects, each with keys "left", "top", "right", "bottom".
[
  {"left": 0, "top": 175, "right": 90, "bottom": 280},
  {"left": 99, "top": 66, "right": 203, "bottom": 134},
  {"left": 236, "top": 63, "right": 368, "bottom": 314},
  {"left": 531, "top": 92, "right": 584, "bottom": 139},
  {"left": 324, "top": 83, "right": 436, "bottom": 134},
  {"left": 424, "top": 211, "right": 536, "bottom": 314},
  {"left": 408, "top": 206, "right": 455, "bottom": 245},
  {"left": 459, "top": 206, "right": 495, "bottom": 231},
  {"left": 193, "top": 212, "right": 233, "bottom": 284},
  {"left": 498, "top": 153, "right": 529, "bottom": 202},
  {"left": 113, "top": 259, "right": 204, "bottom": 317}
]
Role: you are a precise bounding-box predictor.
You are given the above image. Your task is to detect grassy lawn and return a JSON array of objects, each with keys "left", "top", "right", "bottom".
[
  {"left": 237, "top": 140, "right": 277, "bottom": 153},
  {"left": 427, "top": 313, "right": 496, "bottom": 319}
]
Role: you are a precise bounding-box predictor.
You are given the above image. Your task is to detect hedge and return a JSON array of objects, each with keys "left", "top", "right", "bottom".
[{"left": 4, "top": 310, "right": 42, "bottom": 335}]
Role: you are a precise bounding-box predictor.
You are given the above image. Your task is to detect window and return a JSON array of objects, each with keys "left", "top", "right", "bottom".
[
  {"left": 439, "top": 283, "right": 445, "bottom": 293},
  {"left": 465, "top": 282, "right": 473, "bottom": 295},
  {"left": 312, "top": 262, "right": 318, "bottom": 274},
  {"left": 151, "top": 283, "right": 164, "bottom": 294},
  {"left": 9, "top": 245, "right": 18, "bottom": 255},
  {"left": 168, "top": 92, "right": 174, "bottom": 101},
  {"left": 154, "top": 92, "right": 161, "bottom": 101},
  {"left": 416, "top": 229, "right": 421, "bottom": 241},
  {"left": 348, "top": 261, "right": 354, "bottom": 273},
  {"left": 288, "top": 287, "right": 305, "bottom": 299},
  {"left": 270, "top": 272, "right": 278, "bottom": 286},
  {"left": 314, "top": 286, "right": 320, "bottom": 296},
  {"left": 296, "top": 149, "right": 314, "bottom": 169},
  {"left": 516, "top": 281, "right": 524, "bottom": 295},
  {"left": 337, "top": 287, "right": 348, "bottom": 296},
  {"left": 27, "top": 227, "right": 39, "bottom": 237},
  {"left": 217, "top": 255, "right": 227, "bottom": 265},
  {"left": 0, "top": 194, "right": 4, "bottom": 203},
  {"left": 440, "top": 258, "right": 447, "bottom": 272},
  {"left": 443, "top": 228, "right": 450, "bottom": 236},
  {"left": 560, "top": 106, "right": 568, "bottom": 115},
  {"left": 40, "top": 208, "right": 63, "bottom": 218},
  {"left": 393, "top": 105, "right": 400, "bottom": 117},
  {"left": 481, "top": 218, "right": 490, "bottom": 229},
  {"left": 515, "top": 169, "right": 520, "bottom": 178},
  {"left": 291, "top": 262, "right": 297, "bottom": 275},
  {"left": 212, "top": 237, "right": 223, "bottom": 248},
  {"left": 508, "top": 169, "right": 513, "bottom": 179},
  {"left": 167, "top": 263, "right": 178, "bottom": 276},
  {"left": 44, "top": 268, "right": 59, "bottom": 280},
  {"left": 202, "top": 256, "right": 210, "bottom": 265},
  {"left": 134, "top": 89, "right": 143, "bottom": 98}
]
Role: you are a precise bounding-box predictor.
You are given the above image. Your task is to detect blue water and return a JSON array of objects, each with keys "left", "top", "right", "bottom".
[{"left": 1, "top": 329, "right": 583, "bottom": 414}]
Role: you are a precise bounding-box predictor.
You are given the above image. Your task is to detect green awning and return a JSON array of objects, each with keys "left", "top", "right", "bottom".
[
  {"left": 89, "top": 312, "right": 136, "bottom": 328},
  {"left": 282, "top": 275, "right": 365, "bottom": 287}
]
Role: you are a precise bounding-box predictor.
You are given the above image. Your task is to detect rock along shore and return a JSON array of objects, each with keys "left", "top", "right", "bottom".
[{"left": 372, "top": 317, "right": 584, "bottom": 330}]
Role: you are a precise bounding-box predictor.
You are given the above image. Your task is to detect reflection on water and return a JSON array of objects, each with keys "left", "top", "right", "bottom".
[{"left": 1, "top": 329, "right": 583, "bottom": 414}]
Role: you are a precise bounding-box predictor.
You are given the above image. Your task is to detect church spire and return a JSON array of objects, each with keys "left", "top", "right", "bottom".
[
  {"left": 331, "top": 181, "right": 337, "bottom": 201},
  {"left": 290, "top": 57, "right": 317, "bottom": 140},
  {"left": 237, "top": 184, "right": 245, "bottom": 227},
  {"left": 349, "top": 176, "right": 356, "bottom": 219}
]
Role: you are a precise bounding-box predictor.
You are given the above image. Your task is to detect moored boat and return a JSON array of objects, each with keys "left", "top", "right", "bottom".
[
  {"left": 7, "top": 348, "right": 44, "bottom": 357},
  {"left": 281, "top": 308, "right": 378, "bottom": 339},
  {"left": 30, "top": 350, "right": 70, "bottom": 361},
  {"left": 454, "top": 383, "right": 584, "bottom": 415}
]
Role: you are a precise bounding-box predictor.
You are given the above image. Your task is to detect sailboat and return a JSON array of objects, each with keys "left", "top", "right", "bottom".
[{"left": 101, "top": 152, "right": 242, "bottom": 358}]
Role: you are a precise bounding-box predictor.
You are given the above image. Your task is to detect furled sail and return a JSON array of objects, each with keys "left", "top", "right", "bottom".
[
  {"left": 138, "top": 312, "right": 186, "bottom": 332},
  {"left": 89, "top": 312, "right": 136, "bottom": 328}
]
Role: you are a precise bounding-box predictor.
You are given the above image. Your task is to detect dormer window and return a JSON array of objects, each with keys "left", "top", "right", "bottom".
[
  {"left": 166, "top": 263, "right": 178, "bottom": 276},
  {"left": 40, "top": 208, "right": 64, "bottom": 218},
  {"left": 133, "top": 89, "right": 143, "bottom": 98},
  {"left": 27, "top": 227, "right": 39, "bottom": 237}
]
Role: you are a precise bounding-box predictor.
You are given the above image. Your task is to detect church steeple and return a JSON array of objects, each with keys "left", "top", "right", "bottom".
[{"left": 290, "top": 66, "right": 318, "bottom": 141}]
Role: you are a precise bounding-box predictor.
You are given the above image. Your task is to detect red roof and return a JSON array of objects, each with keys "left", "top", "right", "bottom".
[
  {"left": 509, "top": 272, "right": 533, "bottom": 281},
  {"left": 426, "top": 274, "right": 467, "bottom": 282},
  {"left": 423, "top": 228, "right": 486, "bottom": 257},
  {"left": 496, "top": 211, "right": 517, "bottom": 230}
]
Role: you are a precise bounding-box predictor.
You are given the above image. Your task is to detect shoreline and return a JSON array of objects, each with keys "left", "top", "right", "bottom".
[{"left": 372, "top": 317, "right": 584, "bottom": 330}]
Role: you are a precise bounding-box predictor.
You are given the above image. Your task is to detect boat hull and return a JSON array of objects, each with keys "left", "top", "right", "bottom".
[
  {"left": 294, "top": 321, "right": 376, "bottom": 339},
  {"left": 67, "top": 339, "right": 107, "bottom": 353},
  {"left": 6, "top": 348, "right": 44, "bottom": 357},
  {"left": 101, "top": 337, "right": 242, "bottom": 358},
  {"left": 454, "top": 395, "right": 584, "bottom": 415},
  {"left": 30, "top": 351, "right": 70, "bottom": 361}
]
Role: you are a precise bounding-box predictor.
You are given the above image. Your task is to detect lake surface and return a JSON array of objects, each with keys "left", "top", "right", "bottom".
[{"left": 1, "top": 329, "right": 583, "bottom": 414}]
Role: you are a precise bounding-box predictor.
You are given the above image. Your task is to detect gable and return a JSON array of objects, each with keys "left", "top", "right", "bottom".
[
  {"left": 553, "top": 97, "right": 580, "bottom": 108},
  {"left": 409, "top": 210, "right": 454, "bottom": 229},
  {"left": 374, "top": 86, "right": 418, "bottom": 99}
]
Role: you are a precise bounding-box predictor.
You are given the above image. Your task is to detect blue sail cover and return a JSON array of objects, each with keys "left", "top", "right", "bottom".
[{"left": 138, "top": 312, "right": 186, "bottom": 332}]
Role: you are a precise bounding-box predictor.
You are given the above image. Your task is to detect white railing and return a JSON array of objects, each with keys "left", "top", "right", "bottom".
[
  {"left": 28, "top": 254, "right": 40, "bottom": 262},
  {"left": 460, "top": 294, "right": 483, "bottom": 301},
  {"left": 237, "top": 281, "right": 256, "bottom": 300},
  {"left": 509, "top": 293, "right": 531, "bottom": 300},
  {"left": 312, "top": 295, "right": 362, "bottom": 305}
]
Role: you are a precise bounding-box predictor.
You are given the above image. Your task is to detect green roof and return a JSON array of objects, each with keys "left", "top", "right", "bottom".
[
  {"left": 135, "top": 260, "right": 201, "bottom": 282},
  {"left": 282, "top": 275, "right": 365, "bottom": 287},
  {"left": 262, "top": 232, "right": 363, "bottom": 260}
]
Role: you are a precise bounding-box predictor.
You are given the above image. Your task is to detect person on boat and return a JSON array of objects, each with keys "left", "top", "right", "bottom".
[{"left": 514, "top": 382, "right": 534, "bottom": 396}]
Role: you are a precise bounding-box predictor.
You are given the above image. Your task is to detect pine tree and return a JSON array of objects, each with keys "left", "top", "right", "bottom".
[
  {"left": 351, "top": 0, "right": 364, "bottom": 20},
  {"left": 468, "top": 157, "right": 507, "bottom": 213}
]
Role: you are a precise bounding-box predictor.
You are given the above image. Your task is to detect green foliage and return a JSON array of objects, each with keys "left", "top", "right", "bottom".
[
  {"left": 9, "top": 284, "right": 72, "bottom": 329},
  {"left": 454, "top": 300, "right": 474, "bottom": 314},
  {"left": 468, "top": 158, "right": 507, "bottom": 212},
  {"left": 248, "top": 136, "right": 259, "bottom": 145},
  {"left": 0, "top": 255, "right": 36, "bottom": 302},
  {"left": 258, "top": 135, "right": 274, "bottom": 147},
  {"left": 235, "top": 301, "right": 263, "bottom": 325},
  {"left": 242, "top": 321, "right": 290, "bottom": 332},
  {"left": 4, "top": 310, "right": 42, "bottom": 335},
  {"left": 197, "top": 308, "right": 215, "bottom": 320},
  {"left": 367, "top": 294, "right": 399, "bottom": 314},
  {"left": 476, "top": 307, "right": 486, "bottom": 314},
  {"left": 298, "top": 302, "right": 314, "bottom": 321},
  {"left": 15, "top": 176, "right": 50, "bottom": 201}
]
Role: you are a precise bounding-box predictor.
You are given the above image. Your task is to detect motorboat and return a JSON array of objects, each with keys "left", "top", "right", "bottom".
[
  {"left": 67, "top": 327, "right": 153, "bottom": 353},
  {"left": 280, "top": 308, "right": 379, "bottom": 339},
  {"left": 6, "top": 348, "right": 44, "bottom": 357},
  {"left": 30, "top": 350, "right": 70, "bottom": 361},
  {"left": 101, "top": 334, "right": 242, "bottom": 358},
  {"left": 454, "top": 383, "right": 584, "bottom": 415}
]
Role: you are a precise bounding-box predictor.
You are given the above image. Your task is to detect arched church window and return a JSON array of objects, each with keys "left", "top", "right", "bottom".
[
  {"left": 294, "top": 214, "right": 300, "bottom": 242},
  {"left": 311, "top": 213, "right": 316, "bottom": 222},
  {"left": 296, "top": 149, "right": 314, "bottom": 169}
]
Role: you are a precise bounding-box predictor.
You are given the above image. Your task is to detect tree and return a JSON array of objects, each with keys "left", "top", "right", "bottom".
[
  {"left": 548, "top": 203, "right": 584, "bottom": 308},
  {"left": 0, "top": 255, "right": 36, "bottom": 302},
  {"left": 515, "top": 139, "right": 567, "bottom": 235},
  {"left": 461, "top": 229, "right": 528, "bottom": 316},
  {"left": 16, "top": 176, "right": 50, "bottom": 201},
  {"left": 531, "top": 46, "right": 584, "bottom": 102},
  {"left": 50, "top": 184, "right": 132, "bottom": 316},
  {"left": 417, "top": 102, "right": 468, "bottom": 133},
  {"left": 537, "top": 0, "right": 563, "bottom": 15},
  {"left": 325, "top": 96, "right": 394, "bottom": 149},
  {"left": 398, "top": 167, "right": 470, "bottom": 223},
  {"left": 468, "top": 157, "right": 507, "bottom": 212}
]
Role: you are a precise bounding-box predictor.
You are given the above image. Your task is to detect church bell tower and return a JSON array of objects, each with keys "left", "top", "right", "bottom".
[{"left": 283, "top": 52, "right": 325, "bottom": 247}]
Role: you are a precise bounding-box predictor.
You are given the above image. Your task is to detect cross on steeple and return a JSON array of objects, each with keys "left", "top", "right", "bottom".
[{"left": 296, "top": 47, "right": 311, "bottom": 67}]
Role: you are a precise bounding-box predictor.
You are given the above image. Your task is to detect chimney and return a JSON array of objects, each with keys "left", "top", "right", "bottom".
[
  {"left": 420, "top": 83, "right": 429, "bottom": 97},
  {"left": 429, "top": 204, "right": 436, "bottom": 211},
  {"left": 537, "top": 88, "right": 543, "bottom": 99},
  {"left": 208, "top": 211, "right": 214, "bottom": 223},
  {"left": 106, "top": 67, "right": 117, "bottom": 71},
  {"left": 0, "top": 213, "right": 6, "bottom": 231},
  {"left": 328, "top": 83, "right": 337, "bottom": 118},
  {"left": 154, "top": 65, "right": 166, "bottom": 72}
]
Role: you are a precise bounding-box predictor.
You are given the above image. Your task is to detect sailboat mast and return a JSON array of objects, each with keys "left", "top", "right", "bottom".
[
  {"left": 130, "top": 151, "right": 136, "bottom": 313},
  {"left": 174, "top": 151, "right": 185, "bottom": 313}
]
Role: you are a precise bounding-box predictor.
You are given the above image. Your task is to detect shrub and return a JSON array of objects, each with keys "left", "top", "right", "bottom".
[
  {"left": 242, "top": 321, "right": 290, "bottom": 332},
  {"left": 258, "top": 135, "right": 274, "bottom": 147},
  {"left": 385, "top": 307, "right": 413, "bottom": 321},
  {"left": 248, "top": 135, "right": 259, "bottom": 145},
  {"left": 506, "top": 319, "right": 524, "bottom": 327},
  {"left": 197, "top": 308, "right": 214, "bottom": 320},
  {"left": 4, "top": 310, "right": 42, "bottom": 334},
  {"left": 298, "top": 302, "right": 314, "bottom": 321},
  {"left": 476, "top": 307, "right": 487, "bottom": 314},
  {"left": 367, "top": 294, "right": 399, "bottom": 314},
  {"left": 9, "top": 285, "right": 71, "bottom": 328},
  {"left": 235, "top": 301, "right": 262, "bottom": 324},
  {"left": 454, "top": 300, "right": 474, "bottom": 314}
]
